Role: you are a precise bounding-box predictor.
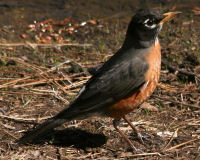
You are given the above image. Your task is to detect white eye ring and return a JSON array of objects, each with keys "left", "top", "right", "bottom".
[{"left": 144, "top": 19, "right": 157, "bottom": 29}]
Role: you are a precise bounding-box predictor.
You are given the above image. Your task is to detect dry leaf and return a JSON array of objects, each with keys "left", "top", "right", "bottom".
[{"left": 140, "top": 102, "right": 158, "bottom": 112}]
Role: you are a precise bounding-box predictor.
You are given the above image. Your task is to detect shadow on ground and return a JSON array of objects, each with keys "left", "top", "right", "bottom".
[{"left": 21, "top": 128, "right": 107, "bottom": 149}]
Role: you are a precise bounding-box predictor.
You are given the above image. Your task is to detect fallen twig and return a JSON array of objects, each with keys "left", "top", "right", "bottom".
[
  {"left": 64, "top": 79, "right": 89, "bottom": 89},
  {"left": 0, "top": 90, "right": 50, "bottom": 95},
  {"left": 0, "top": 69, "right": 29, "bottom": 76},
  {"left": 0, "top": 56, "right": 48, "bottom": 88},
  {"left": 152, "top": 95, "right": 200, "bottom": 109},
  {"left": 0, "top": 115, "right": 51, "bottom": 124},
  {"left": 2, "top": 128, "right": 18, "bottom": 140},
  {"left": 0, "top": 43, "right": 92, "bottom": 48},
  {"left": 164, "top": 138, "right": 199, "bottom": 152},
  {"left": 121, "top": 152, "right": 161, "bottom": 158},
  {"left": 0, "top": 57, "right": 89, "bottom": 94},
  {"left": 12, "top": 77, "right": 69, "bottom": 88},
  {"left": 162, "top": 127, "right": 182, "bottom": 151},
  {"left": 52, "top": 80, "right": 69, "bottom": 102},
  {"left": 50, "top": 60, "right": 71, "bottom": 70},
  {"left": 98, "top": 12, "right": 124, "bottom": 21},
  {"left": 0, "top": 122, "right": 16, "bottom": 130}
]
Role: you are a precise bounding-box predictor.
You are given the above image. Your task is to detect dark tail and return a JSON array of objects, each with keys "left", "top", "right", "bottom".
[
  {"left": 17, "top": 89, "right": 108, "bottom": 144},
  {"left": 18, "top": 117, "right": 67, "bottom": 144}
]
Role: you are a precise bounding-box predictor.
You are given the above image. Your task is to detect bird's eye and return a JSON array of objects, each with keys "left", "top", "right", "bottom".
[{"left": 143, "top": 18, "right": 157, "bottom": 29}]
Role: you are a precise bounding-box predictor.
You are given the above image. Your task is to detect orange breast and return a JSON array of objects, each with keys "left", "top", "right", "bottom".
[{"left": 106, "top": 42, "right": 161, "bottom": 118}]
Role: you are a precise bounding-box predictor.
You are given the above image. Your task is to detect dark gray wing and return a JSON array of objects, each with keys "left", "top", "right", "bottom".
[{"left": 55, "top": 48, "right": 149, "bottom": 119}]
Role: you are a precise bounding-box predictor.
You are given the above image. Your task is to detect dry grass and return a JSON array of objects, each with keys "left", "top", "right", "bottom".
[{"left": 0, "top": 2, "right": 200, "bottom": 159}]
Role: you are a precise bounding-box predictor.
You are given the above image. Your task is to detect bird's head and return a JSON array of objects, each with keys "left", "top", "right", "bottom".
[{"left": 125, "top": 9, "right": 181, "bottom": 48}]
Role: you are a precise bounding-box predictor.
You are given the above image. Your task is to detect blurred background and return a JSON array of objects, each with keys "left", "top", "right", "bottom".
[{"left": 0, "top": 0, "right": 200, "bottom": 41}]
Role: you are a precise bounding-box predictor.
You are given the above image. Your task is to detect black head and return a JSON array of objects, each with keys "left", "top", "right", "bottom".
[{"left": 124, "top": 9, "right": 180, "bottom": 48}]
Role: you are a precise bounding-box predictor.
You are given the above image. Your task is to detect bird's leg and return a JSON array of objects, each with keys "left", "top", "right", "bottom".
[
  {"left": 113, "top": 118, "right": 137, "bottom": 151},
  {"left": 123, "top": 115, "right": 145, "bottom": 145}
]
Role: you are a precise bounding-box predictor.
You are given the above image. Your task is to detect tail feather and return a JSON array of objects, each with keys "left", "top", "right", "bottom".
[
  {"left": 17, "top": 90, "right": 110, "bottom": 144},
  {"left": 18, "top": 118, "right": 67, "bottom": 144}
]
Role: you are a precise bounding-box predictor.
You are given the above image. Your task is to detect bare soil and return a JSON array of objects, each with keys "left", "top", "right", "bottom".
[{"left": 0, "top": 0, "right": 200, "bottom": 159}]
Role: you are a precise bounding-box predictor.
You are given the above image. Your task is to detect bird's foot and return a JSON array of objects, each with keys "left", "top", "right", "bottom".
[
  {"left": 137, "top": 132, "right": 145, "bottom": 145},
  {"left": 133, "top": 131, "right": 151, "bottom": 145}
]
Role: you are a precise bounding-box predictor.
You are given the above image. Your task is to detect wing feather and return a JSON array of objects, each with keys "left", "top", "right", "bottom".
[{"left": 56, "top": 48, "right": 149, "bottom": 119}]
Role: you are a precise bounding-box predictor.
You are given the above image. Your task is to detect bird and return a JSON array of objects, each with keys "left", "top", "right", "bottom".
[{"left": 18, "top": 9, "right": 180, "bottom": 150}]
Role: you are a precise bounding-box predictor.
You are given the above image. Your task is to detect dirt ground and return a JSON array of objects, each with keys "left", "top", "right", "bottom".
[{"left": 0, "top": 0, "right": 200, "bottom": 159}]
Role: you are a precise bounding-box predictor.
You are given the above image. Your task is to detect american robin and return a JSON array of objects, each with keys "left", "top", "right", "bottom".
[{"left": 18, "top": 9, "right": 180, "bottom": 149}]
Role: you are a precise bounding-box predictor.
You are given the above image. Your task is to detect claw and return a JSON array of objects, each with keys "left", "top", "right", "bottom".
[
  {"left": 137, "top": 132, "right": 145, "bottom": 145},
  {"left": 133, "top": 131, "right": 152, "bottom": 145}
]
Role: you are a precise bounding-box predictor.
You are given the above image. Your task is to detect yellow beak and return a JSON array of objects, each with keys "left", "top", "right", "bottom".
[{"left": 159, "top": 11, "right": 181, "bottom": 25}]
